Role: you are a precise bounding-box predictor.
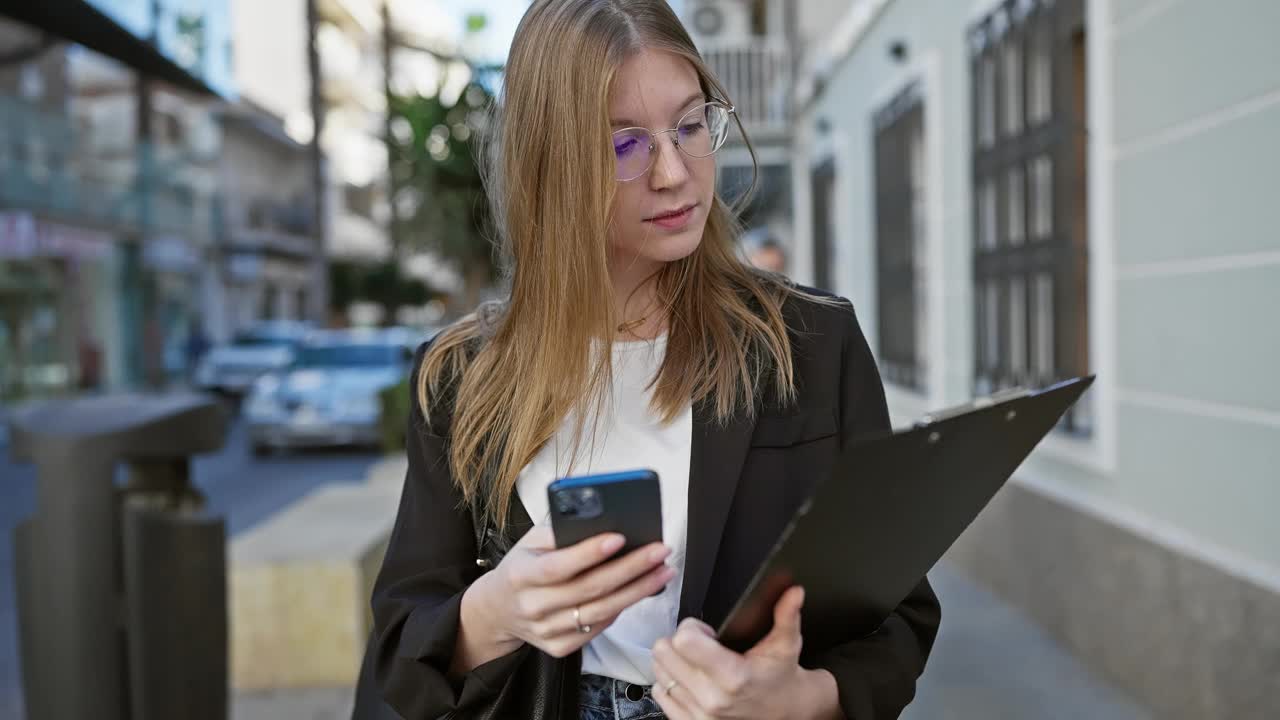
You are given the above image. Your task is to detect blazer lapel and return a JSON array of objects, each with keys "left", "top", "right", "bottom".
[
  {"left": 506, "top": 486, "right": 535, "bottom": 545},
  {"left": 678, "top": 397, "right": 757, "bottom": 621}
]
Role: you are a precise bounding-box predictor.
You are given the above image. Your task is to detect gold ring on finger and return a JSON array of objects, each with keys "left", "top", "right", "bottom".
[{"left": 574, "top": 606, "right": 591, "bottom": 634}]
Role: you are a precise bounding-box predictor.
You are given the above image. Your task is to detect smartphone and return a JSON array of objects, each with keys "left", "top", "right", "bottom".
[{"left": 547, "top": 469, "right": 663, "bottom": 556}]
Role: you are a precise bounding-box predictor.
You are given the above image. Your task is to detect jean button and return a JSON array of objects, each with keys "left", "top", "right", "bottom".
[{"left": 624, "top": 683, "right": 646, "bottom": 702}]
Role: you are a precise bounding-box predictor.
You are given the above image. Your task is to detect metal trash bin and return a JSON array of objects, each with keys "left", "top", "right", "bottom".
[{"left": 7, "top": 393, "right": 229, "bottom": 720}]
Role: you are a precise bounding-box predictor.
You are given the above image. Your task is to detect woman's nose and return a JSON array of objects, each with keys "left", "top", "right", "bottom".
[{"left": 649, "top": 132, "right": 690, "bottom": 189}]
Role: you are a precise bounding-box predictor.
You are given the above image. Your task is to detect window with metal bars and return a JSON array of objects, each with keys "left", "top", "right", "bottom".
[
  {"left": 810, "top": 158, "right": 835, "bottom": 291},
  {"left": 873, "top": 82, "right": 927, "bottom": 391},
  {"left": 969, "top": 0, "right": 1091, "bottom": 434}
]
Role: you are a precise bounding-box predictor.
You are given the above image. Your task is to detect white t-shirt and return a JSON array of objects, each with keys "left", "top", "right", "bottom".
[{"left": 516, "top": 333, "right": 692, "bottom": 686}]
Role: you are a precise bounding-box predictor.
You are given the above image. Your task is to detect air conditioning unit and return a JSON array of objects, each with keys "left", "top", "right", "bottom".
[
  {"left": 690, "top": 3, "right": 727, "bottom": 37},
  {"left": 689, "top": 0, "right": 771, "bottom": 40}
]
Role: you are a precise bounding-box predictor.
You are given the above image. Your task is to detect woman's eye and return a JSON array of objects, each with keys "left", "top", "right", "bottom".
[
  {"left": 614, "top": 138, "right": 639, "bottom": 156},
  {"left": 679, "top": 122, "right": 706, "bottom": 136}
]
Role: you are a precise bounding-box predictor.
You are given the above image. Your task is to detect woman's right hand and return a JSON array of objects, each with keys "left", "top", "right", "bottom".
[{"left": 465, "top": 526, "right": 675, "bottom": 659}]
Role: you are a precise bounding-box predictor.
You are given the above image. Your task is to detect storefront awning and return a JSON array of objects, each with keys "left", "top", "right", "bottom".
[{"left": 1, "top": 0, "right": 225, "bottom": 97}]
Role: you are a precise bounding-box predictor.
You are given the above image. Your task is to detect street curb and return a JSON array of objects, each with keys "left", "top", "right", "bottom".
[
  {"left": 228, "top": 453, "right": 405, "bottom": 696},
  {"left": 232, "top": 687, "right": 354, "bottom": 720}
]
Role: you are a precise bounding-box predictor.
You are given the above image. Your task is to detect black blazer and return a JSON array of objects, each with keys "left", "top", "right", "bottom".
[{"left": 370, "top": 289, "right": 941, "bottom": 719}]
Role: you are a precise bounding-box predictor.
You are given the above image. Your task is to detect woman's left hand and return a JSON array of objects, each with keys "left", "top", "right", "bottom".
[{"left": 651, "top": 586, "right": 835, "bottom": 720}]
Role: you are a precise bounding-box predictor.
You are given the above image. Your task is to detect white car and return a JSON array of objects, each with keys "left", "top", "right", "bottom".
[
  {"left": 194, "top": 321, "right": 311, "bottom": 397},
  {"left": 243, "top": 328, "right": 420, "bottom": 455}
]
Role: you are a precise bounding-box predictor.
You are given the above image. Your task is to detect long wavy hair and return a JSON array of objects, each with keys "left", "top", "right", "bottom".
[{"left": 419, "top": 0, "right": 824, "bottom": 530}]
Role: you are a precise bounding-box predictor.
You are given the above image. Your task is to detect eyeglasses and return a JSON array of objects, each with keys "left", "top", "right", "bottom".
[{"left": 611, "top": 101, "right": 736, "bottom": 182}]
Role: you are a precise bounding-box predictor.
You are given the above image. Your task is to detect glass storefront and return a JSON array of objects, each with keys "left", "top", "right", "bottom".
[
  {"left": 0, "top": 11, "right": 224, "bottom": 402},
  {"left": 0, "top": 214, "right": 117, "bottom": 402},
  {"left": 0, "top": 261, "right": 65, "bottom": 400}
]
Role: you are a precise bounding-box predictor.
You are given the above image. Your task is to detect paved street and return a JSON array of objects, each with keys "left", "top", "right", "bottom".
[{"left": 0, "top": 417, "right": 383, "bottom": 719}]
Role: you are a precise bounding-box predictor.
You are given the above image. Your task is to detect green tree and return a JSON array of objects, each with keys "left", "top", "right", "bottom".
[
  {"left": 328, "top": 259, "right": 438, "bottom": 325},
  {"left": 386, "top": 77, "right": 498, "bottom": 315},
  {"left": 465, "top": 13, "right": 488, "bottom": 34}
]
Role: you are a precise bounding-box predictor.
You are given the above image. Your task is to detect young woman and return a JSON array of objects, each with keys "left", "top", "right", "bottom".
[{"left": 370, "top": 1, "right": 940, "bottom": 718}]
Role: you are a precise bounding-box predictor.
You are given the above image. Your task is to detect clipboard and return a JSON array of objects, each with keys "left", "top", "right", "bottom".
[{"left": 716, "top": 375, "right": 1095, "bottom": 654}]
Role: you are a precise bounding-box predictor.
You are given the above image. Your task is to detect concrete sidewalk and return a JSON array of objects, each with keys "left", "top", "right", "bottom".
[{"left": 904, "top": 564, "right": 1152, "bottom": 720}]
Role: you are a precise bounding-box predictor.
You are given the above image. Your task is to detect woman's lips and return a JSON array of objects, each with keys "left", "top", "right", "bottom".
[{"left": 645, "top": 204, "right": 696, "bottom": 229}]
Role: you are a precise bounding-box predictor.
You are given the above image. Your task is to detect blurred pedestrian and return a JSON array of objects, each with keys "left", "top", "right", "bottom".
[
  {"left": 369, "top": 3, "right": 939, "bottom": 720},
  {"left": 184, "top": 319, "right": 210, "bottom": 383},
  {"left": 747, "top": 235, "right": 788, "bottom": 273},
  {"left": 77, "top": 336, "right": 103, "bottom": 391},
  {"left": 143, "top": 315, "right": 165, "bottom": 389}
]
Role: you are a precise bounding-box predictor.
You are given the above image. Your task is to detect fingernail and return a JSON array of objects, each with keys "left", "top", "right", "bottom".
[
  {"left": 602, "top": 535, "right": 625, "bottom": 553},
  {"left": 649, "top": 545, "right": 670, "bottom": 562}
]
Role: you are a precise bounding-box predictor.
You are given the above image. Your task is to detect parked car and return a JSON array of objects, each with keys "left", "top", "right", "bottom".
[
  {"left": 194, "top": 320, "right": 311, "bottom": 397},
  {"left": 243, "top": 328, "right": 420, "bottom": 455}
]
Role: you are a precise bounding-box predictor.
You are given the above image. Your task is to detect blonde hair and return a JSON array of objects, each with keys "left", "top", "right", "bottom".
[{"left": 420, "top": 0, "right": 824, "bottom": 529}]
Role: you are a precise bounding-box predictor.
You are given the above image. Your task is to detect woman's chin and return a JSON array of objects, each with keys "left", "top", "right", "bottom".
[{"left": 638, "top": 225, "right": 706, "bottom": 264}]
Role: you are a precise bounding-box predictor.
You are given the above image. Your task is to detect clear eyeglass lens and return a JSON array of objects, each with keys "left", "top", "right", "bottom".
[
  {"left": 676, "top": 103, "right": 729, "bottom": 158},
  {"left": 612, "top": 128, "right": 652, "bottom": 182}
]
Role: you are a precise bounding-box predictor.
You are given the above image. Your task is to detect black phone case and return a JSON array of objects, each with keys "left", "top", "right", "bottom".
[{"left": 547, "top": 470, "right": 663, "bottom": 557}]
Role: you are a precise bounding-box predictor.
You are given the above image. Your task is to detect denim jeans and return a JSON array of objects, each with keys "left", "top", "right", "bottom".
[{"left": 579, "top": 673, "right": 666, "bottom": 720}]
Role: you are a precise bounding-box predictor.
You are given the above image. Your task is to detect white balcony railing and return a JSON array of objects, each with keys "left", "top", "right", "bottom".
[{"left": 699, "top": 40, "right": 792, "bottom": 138}]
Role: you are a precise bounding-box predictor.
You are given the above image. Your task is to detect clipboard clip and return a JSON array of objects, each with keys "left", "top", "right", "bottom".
[{"left": 912, "top": 387, "right": 1033, "bottom": 430}]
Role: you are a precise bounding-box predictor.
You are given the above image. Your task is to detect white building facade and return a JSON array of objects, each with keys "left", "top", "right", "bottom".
[{"left": 789, "top": 0, "right": 1280, "bottom": 716}]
